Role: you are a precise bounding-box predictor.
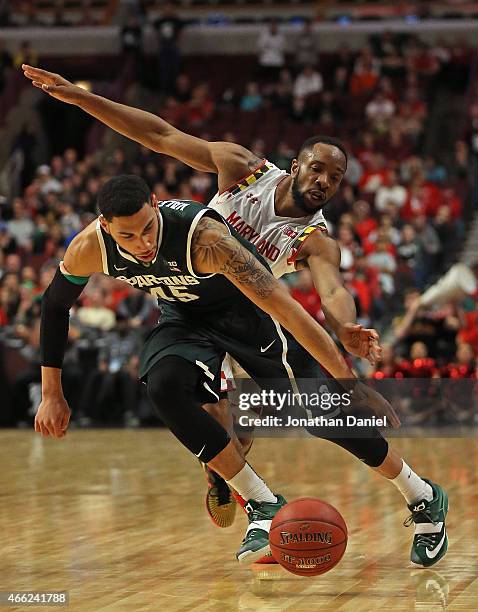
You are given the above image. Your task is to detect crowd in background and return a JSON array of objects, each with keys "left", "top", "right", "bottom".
[{"left": 0, "top": 24, "right": 477, "bottom": 427}]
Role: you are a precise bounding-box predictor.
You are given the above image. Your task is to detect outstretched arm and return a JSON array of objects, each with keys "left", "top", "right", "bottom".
[
  {"left": 190, "top": 216, "right": 353, "bottom": 379},
  {"left": 296, "top": 230, "right": 381, "bottom": 365},
  {"left": 22, "top": 65, "right": 260, "bottom": 192}
]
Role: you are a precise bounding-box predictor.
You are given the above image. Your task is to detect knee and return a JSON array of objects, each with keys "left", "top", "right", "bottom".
[
  {"left": 146, "top": 356, "right": 195, "bottom": 415},
  {"left": 147, "top": 370, "right": 176, "bottom": 407},
  {"left": 203, "top": 398, "right": 230, "bottom": 429}
]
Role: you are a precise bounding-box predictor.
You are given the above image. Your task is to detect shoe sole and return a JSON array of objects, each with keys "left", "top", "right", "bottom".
[
  {"left": 237, "top": 544, "right": 271, "bottom": 565},
  {"left": 205, "top": 486, "right": 237, "bottom": 528},
  {"left": 202, "top": 463, "right": 237, "bottom": 528}
]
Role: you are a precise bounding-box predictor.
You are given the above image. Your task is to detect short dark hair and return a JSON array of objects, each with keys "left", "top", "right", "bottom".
[
  {"left": 298, "top": 135, "right": 348, "bottom": 167},
  {"left": 98, "top": 175, "right": 151, "bottom": 221}
]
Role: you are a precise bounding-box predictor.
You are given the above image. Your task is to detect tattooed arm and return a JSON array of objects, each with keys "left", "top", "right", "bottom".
[
  {"left": 191, "top": 216, "right": 353, "bottom": 379},
  {"left": 22, "top": 66, "right": 262, "bottom": 192}
]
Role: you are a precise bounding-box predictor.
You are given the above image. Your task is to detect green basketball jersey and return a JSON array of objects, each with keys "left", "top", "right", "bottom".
[{"left": 95, "top": 199, "right": 268, "bottom": 312}]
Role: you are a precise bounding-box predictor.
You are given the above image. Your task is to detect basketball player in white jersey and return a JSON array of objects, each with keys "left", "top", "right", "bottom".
[{"left": 23, "top": 65, "right": 449, "bottom": 569}]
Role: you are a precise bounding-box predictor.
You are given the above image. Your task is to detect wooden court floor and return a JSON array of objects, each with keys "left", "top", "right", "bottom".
[{"left": 0, "top": 430, "right": 477, "bottom": 611}]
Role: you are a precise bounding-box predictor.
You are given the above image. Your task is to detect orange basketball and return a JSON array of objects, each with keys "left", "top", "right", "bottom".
[{"left": 269, "top": 497, "right": 348, "bottom": 576}]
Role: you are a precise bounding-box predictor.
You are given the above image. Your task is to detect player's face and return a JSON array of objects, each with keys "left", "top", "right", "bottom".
[
  {"left": 104, "top": 199, "right": 160, "bottom": 262},
  {"left": 290, "top": 143, "right": 346, "bottom": 214}
]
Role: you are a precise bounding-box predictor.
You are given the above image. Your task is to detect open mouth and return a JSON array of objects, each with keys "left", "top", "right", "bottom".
[{"left": 308, "top": 190, "right": 326, "bottom": 203}]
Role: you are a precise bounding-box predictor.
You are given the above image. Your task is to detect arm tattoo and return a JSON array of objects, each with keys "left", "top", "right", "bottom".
[{"left": 191, "top": 216, "right": 276, "bottom": 299}]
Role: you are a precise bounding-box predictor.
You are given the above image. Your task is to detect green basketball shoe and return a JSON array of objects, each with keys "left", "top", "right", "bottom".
[
  {"left": 236, "top": 495, "right": 287, "bottom": 564},
  {"left": 404, "top": 479, "right": 448, "bottom": 568}
]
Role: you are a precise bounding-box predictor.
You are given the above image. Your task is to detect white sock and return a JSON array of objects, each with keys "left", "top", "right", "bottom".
[
  {"left": 226, "top": 463, "right": 277, "bottom": 503},
  {"left": 391, "top": 460, "right": 433, "bottom": 505}
]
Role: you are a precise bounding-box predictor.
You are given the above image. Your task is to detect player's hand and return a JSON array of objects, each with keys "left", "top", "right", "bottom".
[
  {"left": 22, "top": 65, "right": 84, "bottom": 104},
  {"left": 338, "top": 323, "right": 381, "bottom": 365},
  {"left": 350, "top": 381, "right": 401, "bottom": 429},
  {"left": 34, "top": 395, "right": 71, "bottom": 438}
]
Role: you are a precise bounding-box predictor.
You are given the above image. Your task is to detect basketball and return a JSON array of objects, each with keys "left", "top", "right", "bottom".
[{"left": 269, "top": 497, "right": 348, "bottom": 576}]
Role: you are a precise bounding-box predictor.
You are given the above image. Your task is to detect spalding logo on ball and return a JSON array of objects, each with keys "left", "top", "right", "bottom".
[{"left": 269, "top": 497, "right": 348, "bottom": 576}]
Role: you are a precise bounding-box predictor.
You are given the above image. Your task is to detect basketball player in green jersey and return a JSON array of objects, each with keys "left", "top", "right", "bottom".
[
  {"left": 36, "top": 174, "right": 397, "bottom": 563},
  {"left": 25, "top": 66, "right": 449, "bottom": 568}
]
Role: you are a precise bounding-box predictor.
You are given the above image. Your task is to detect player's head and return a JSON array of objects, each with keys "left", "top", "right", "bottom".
[
  {"left": 290, "top": 136, "right": 347, "bottom": 214},
  {"left": 98, "top": 175, "right": 160, "bottom": 263}
]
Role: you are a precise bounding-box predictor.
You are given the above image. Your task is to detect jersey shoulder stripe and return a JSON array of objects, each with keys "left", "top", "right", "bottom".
[
  {"left": 220, "top": 159, "right": 273, "bottom": 196},
  {"left": 287, "top": 222, "right": 328, "bottom": 267}
]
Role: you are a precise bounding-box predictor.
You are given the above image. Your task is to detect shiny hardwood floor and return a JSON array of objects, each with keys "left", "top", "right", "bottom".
[{"left": 0, "top": 430, "right": 476, "bottom": 611}]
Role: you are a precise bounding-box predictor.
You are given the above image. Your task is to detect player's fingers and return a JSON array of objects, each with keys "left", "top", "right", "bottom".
[
  {"left": 61, "top": 410, "right": 70, "bottom": 428},
  {"left": 34, "top": 418, "right": 41, "bottom": 433},
  {"left": 51, "top": 419, "right": 64, "bottom": 438},
  {"left": 23, "top": 70, "right": 36, "bottom": 81},
  {"left": 32, "top": 81, "right": 44, "bottom": 90},
  {"left": 60, "top": 413, "right": 70, "bottom": 435},
  {"left": 363, "top": 328, "right": 380, "bottom": 341},
  {"left": 22, "top": 64, "right": 57, "bottom": 83}
]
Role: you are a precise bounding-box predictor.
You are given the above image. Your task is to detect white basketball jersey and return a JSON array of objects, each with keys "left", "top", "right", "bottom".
[{"left": 208, "top": 160, "right": 328, "bottom": 278}]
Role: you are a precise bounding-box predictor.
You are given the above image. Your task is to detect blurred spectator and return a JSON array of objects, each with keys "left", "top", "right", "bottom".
[
  {"left": 353, "top": 200, "right": 377, "bottom": 242},
  {"left": 358, "top": 154, "right": 388, "bottom": 193},
  {"left": 367, "top": 214, "right": 401, "bottom": 248},
  {"left": 369, "top": 343, "right": 405, "bottom": 379},
  {"left": 337, "top": 224, "right": 361, "bottom": 272},
  {"left": 413, "top": 213, "right": 441, "bottom": 280},
  {"left": 174, "top": 74, "right": 191, "bottom": 104},
  {"left": 289, "top": 96, "right": 308, "bottom": 123},
  {"left": 269, "top": 142, "right": 294, "bottom": 171},
  {"left": 37, "top": 165, "right": 63, "bottom": 196},
  {"left": 13, "top": 41, "right": 38, "bottom": 69},
  {"left": 367, "top": 238, "right": 397, "bottom": 296},
  {"left": 333, "top": 65, "right": 350, "bottom": 95},
  {"left": 186, "top": 83, "right": 214, "bottom": 127},
  {"left": 240, "top": 82, "right": 263, "bottom": 112},
  {"left": 257, "top": 21, "right": 285, "bottom": 81},
  {"left": 393, "top": 289, "right": 458, "bottom": 359},
  {"left": 317, "top": 90, "right": 343, "bottom": 125},
  {"left": 396, "top": 223, "right": 420, "bottom": 273},
  {"left": 342, "top": 158, "right": 362, "bottom": 191},
  {"left": 375, "top": 169, "right": 407, "bottom": 212},
  {"left": 7, "top": 200, "right": 34, "bottom": 250},
  {"left": 366, "top": 91, "right": 396, "bottom": 134},
  {"left": 442, "top": 342, "right": 476, "bottom": 378},
  {"left": 295, "top": 20, "right": 319, "bottom": 69},
  {"left": 289, "top": 269, "right": 323, "bottom": 322},
  {"left": 75, "top": 288, "right": 116, "bottom": 331},
  {"left": 121, "top": 12, "right": 143, "bottom": 77},
  {"left": 155, "top": 1, "right": 183, "bottom": 95},
  {"left": 270, "top": 69, "right": 293, "bottom": 109},
  {"left": 293, "top": 65, "right": 323, "bottom": 99},
  {"left": 350, "top": 47, "right": 380, "bottom": 96}
]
